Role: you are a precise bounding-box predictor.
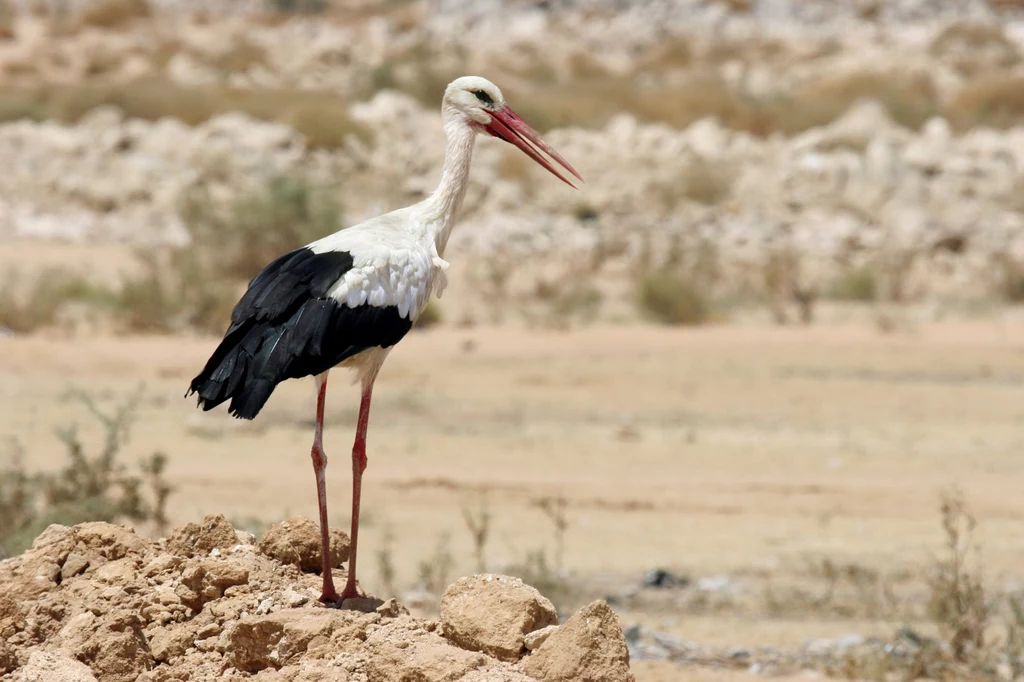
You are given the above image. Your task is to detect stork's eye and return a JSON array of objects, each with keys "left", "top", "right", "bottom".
[{"left": 472, "top": 89, "right": 494, "bottom": 106}]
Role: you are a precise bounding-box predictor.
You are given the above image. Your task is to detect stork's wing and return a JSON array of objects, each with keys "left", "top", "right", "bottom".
[{"left": 187, "top": 244, "right": 417, "bottom": 420}]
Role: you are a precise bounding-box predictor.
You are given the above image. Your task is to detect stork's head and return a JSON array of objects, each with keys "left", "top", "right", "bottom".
[{"left": 444, "top": 76, "right": 583, "bottom": 188}]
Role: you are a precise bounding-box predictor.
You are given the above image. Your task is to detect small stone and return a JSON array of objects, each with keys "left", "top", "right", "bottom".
[
  {"left": 525, "top": 625, "right": 558, "bottom": 651},
  {"left": 36, "top": 561, "right": 61, "bottom": 583},
  {"left": 197, "top": 623, "right": 221, "bottom": 639},
  {"left": 375, "top": 598, "right": 409, "bottom": 618},
  {"left": 284, "top": 590, "right": 309, "bottom": 608},
  {"left": 60, "top": 553, "right": 90, "bottom": 581}
]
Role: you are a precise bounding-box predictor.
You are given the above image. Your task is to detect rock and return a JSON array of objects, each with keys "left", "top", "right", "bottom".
[
  {"left": 224, "top": 608, "right": 360, "bottom": 672},
  {"left": 257, "top": 517, "right": 350, "bottom": 573},
  {"left": 60, "top": 553, "right": 90, "bottom": 581},
  {"left": 365, "top": 616, "right": 489, "bottom": 682},
  {"left": 522, "top": 600, "right": 634, "bottom": 682},
  {"left": 1, "top": 519, "right": 635, "bottom": 682},
  {"left": 525, "top": 625, "right": 558, "bottom": 651},
  {"left": 200, "top": 558, "right": 249, "bottom": 590},
  {"left": 376, "top": 598, "right": 409, "bottom": 618},
  {"left": 440, "top": 574, "right": 558, "bottom": 661},
  {"left": 0, "top": 639, "right": 16, "bottom": 676},
  {"left": 73, "top": 522, "right": 146, "bottom": 561},
  {"left": 166, "top": 515, "right": 240, "bottom": 557},
  {"left": 643, "top": 569, "right": 687, "bottom": 589},
  {"left": 10, "top": 649, "right": 98, "bottom": 682},
  {"left": 148, "top": 623, "right": 198, "bottom": 662}
]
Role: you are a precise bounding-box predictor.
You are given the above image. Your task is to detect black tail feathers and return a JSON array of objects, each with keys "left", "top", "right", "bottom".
[{"left": 187, "top": 323, "right": 282, "bottom": 420}]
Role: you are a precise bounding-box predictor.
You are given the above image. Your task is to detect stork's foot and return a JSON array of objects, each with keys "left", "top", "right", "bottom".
[
  {"left": 339, "top": 584, "right": 362, "bottom": 601},
  {"left": 318, "top": 585, "right": 343, "bottom": 607}
]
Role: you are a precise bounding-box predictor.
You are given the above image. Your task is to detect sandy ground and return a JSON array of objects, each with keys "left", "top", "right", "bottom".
[{"left": 3, "top": 321, "right": 1024, "bottom": 680}]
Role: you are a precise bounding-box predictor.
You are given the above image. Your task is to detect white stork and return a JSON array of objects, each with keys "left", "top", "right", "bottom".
[{"left": 188, "top": 76, "right": 582, "bottom": 605}]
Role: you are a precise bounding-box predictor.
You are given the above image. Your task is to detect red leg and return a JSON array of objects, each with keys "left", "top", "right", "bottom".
[
  {"left": 311, "top": 373, "right": 341, "bottom": 605},
  {"left": 340, "top": 379, "right": 375, "bottom": 601}
]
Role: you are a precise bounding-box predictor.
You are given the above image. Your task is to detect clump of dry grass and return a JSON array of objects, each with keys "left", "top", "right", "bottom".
[
  {"left": 0, "top": 269, "right": 117, "bottom": 334},
  {"left": 927, "top": 490, "right": 989, "bottom": 663},
  {"left": 948, "top": 71, "right": 1024, "bottom": 130},
  {"left": 180, "top": 173, "right": 342, "bottom": 280},
  {"left": 929, "top": 21, "right": 1019, "bottom": 75},
  {"left": 637, "top": 272, "right": 712, "bottom": 326},
  {"left": 824, "top": 267, "right": 880, "bottom": 302},
  {"left": 205, "top": 40, "right": 268, "bottom": 76},
  {"left": 78, "top": 0, "right": 152, "bottom": 30},
  {"left": 789, "top": 69, "right": 940, "bottom": 131},
  {"left": 0, "top": 0, "right": 16, "bottom": 41},
  {"left": 0, "top": 388, "right": 173, "bottom": 557},
  {"left": 0, "top": 79, "right": 370, "bottom": 148},
  {"left": 263, "top": 0, "right": 328, "bottom": 14},
  {"left": 654, "top": 156, "right": 735, "bottom": 209},
  {"left": 413, "top": 301, "right": 443, "bottom": 330}
]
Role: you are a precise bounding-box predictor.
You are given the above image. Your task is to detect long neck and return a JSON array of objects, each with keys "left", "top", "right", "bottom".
[{"left": 424, "top": 112, "right": 476, "bottom": 254}]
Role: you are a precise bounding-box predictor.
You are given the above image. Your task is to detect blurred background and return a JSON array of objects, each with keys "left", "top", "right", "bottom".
[{"left": 1, "top": 0, "right": 1023, "bottom": 679}]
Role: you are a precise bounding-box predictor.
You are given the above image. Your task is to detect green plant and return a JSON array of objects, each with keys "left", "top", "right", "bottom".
[
  {"left": 0, "top": 388, "right": 174, "bottom": 557},
  {"left": 0, "top": 269, "right": 117, "bottom": 334},
  {"left": 264, "top": 0, "right": 328, "bottom": 13},
  {"left": 181, "top": 173, "right": 342, "bottom": 280},
  {"left": 414, "top": 301, "right": 442, "bottom": 330},
  {"left": 637, "top": 272, "right": 712, "bottom": 326},
  {"left": 825, "top": 268, "right": 880, "bottom": 302}
]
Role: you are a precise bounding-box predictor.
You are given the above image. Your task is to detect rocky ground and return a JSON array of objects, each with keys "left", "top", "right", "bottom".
[
  {"left": 0, "top": 0, "right": 1022, "bottom": 323},
  {"left": 0, "top": 516, "right": 635, "bottom": 681}
]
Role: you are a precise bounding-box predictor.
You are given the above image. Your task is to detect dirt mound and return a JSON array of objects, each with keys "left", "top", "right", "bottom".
[{"left": 0, "top": 516, "right": 635, "bottom": 682}]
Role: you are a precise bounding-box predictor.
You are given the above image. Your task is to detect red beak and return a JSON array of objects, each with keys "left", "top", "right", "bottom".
[{"left": 485, "top": 106, "right": 583, "bottom": 189}]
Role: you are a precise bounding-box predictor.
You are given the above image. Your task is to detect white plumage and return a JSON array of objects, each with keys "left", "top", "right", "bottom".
[{"left": 188, "top": 75, "right": 582, "bottom": 605}]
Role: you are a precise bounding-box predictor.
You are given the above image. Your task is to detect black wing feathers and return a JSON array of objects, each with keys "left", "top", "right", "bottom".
[{"left": 188, "top": 247, "right": 413, "bottom": 420}]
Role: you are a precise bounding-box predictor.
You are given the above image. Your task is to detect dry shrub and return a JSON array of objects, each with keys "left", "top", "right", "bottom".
[
  {"left": 637, "top": 272, "right": 712, "bottom": 326},
  {"left": 790, "top": 70, "right": 940, "bottom": 131},
  {"left": 502, "top": 68, "right": 935, "bottom": 137},
  {"left": 761, "top": 248, "right": 816, "bottom": 325},
  {"left": 529, "top": 279, "right": 603, "bottom": 330},
  {"left": 0, "top": 0, "right": 16, "bottom": 40},
  {"left": 927, "top": 490, "right": 988, "bottom": 663},
  {"left": 637, "top": 39, "right": 693, "bottom": 71},
  {"left": 182, "top": 173, "right": 342, "bottom": 280},
  {"left": 0, "top": 269, "right": 116, "bottom": 334},
  {"left": 655, "top": 156, "right": 735, "bottom": 209},
  {"left": 997, "top": 256, "right": 1024, "bottom": 304},
  {"left": 206, "top": 40, "right": 268, "bottom": 75},
  {"left": 825, "top": 267, "right": 879, "bottom": 302},
  {"left": 948, "top": 71, "right": 1024, "bottom": 130},
  {"left": 0, "top": 389, "right": 173, "bottom": 557},
  {"left": 263, "top": 0, "right": 328, "bottom": 14},
  {"left": 114, "top": 173, "right": 342, "bottom": 334},
  {"left": 413, "top": 301, "right": 442, "bottom": 330},
  {"left": 78, "top": 0, "right": 151, "bottom": 29},
  {"left": 929, "top": 21, "right": 1019, "bottom": 74},
  {"left": 0, "top": 79, "right": 370, "bottom": 148}
]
